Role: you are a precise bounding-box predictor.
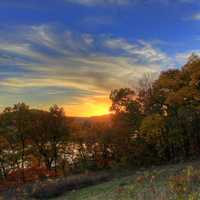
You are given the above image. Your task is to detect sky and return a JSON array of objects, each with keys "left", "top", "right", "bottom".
[{"left": 0, "top": 0, "right": 200, "bottom": 116}]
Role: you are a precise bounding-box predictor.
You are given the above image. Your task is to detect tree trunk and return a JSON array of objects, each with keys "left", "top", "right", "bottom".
[
  {"left": 0, "top": 160, "right": 7, "bottom": 179},
  {"left": 21, "top": 134, "right": 25, "bottom": 183}
]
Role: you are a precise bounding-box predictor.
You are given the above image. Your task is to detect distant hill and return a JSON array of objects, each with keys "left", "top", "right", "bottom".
[{"left": 68, "top": 114, "right": 112, "bottom": 125}]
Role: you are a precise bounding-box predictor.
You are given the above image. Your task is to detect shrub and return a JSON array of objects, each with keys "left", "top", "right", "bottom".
[{"left": 7, "top": 167, "right": 57, "bottom": 183}]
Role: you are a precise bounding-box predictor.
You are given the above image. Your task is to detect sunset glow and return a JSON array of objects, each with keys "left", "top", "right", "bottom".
[
  {"left": 64, "top": 97, "right": 111, "bottom": 117},
  {"left": 0, "top": 0, "right": 199, "bottom": 116}
]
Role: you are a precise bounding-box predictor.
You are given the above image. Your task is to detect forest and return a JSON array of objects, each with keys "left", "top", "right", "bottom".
[{"left": 1, "top": 54, "right": 200, "bottom": 193}]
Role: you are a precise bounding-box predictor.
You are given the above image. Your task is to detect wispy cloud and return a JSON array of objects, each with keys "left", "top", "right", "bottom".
[
  {"left": 175, "top": 50, "right": 200, "bottom": 64},
  {"left": 64, "top": 0, "right": 200, "bottom": 6},
  {"left": 0, "top": 24, "right": 171, "bottom": 115},
  {"left": 103, "top": 38, "right": 170, "bottom": 65},
  {"left": 83, "top": 16, "right": 114, "bottom": 26},
  {"left": 191, "top": 13, "right": 200, "bottom": 21},
  {"left": 65, "top": 0, "right": 130, "bottom": 6}
]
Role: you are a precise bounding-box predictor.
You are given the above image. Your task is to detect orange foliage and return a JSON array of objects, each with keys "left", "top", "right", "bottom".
[{"left": 7, "top": 167, "right": 57, "bottom": 183}]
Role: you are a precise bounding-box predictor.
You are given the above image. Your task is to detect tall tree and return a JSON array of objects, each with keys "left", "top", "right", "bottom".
[{"left": 1, "top": 103, "right": 30, "bottom": 182}]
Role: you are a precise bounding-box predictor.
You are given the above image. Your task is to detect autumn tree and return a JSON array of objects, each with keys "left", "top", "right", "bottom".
[
  {"left": 138, "top": 53, "right": 200, "bottom": 161},
  {"left": 109, "top": 88, "right": 143, "bottom": 164},
  {"left": 0, "top": 103, "right": 31, "bottom": 182},
  {"left": 28, "top": 105, "right": 69, "bottom": 173}
]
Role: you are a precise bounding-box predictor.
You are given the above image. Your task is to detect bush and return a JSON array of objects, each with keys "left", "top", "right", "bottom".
[{"left": 7, "top": 167, "right": 57, "bottom": 183}]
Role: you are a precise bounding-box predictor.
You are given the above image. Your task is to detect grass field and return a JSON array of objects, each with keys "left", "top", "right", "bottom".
[{"left": 54, "top": 161, "right": 200, "bottom": 200}]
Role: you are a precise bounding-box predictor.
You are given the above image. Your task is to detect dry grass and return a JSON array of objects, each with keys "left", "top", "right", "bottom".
[
  {"left": 2, "top": 161, "right": 200, "bottom": 200},
  {"left": 54, "top": 161, "right": 200, "bottom": 200}
]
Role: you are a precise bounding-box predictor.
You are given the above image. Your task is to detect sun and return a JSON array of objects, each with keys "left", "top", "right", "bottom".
[
  {"left": 83, "top": 103, "right": 110, "bottom": 117},
  {"left": 64, "top": 96, "right": 111, "bottom": 117}
]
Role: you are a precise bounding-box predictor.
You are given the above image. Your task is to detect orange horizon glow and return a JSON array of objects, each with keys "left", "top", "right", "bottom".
[
  {"left": 0, "top": 96, "right": 112, "bottom": 118},
  {"left": 63, "top": 96, "right": 111, "bottom": 117}
]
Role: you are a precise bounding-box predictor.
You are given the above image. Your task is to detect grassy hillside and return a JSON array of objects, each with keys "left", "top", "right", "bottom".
[{"left": 54, "top": 161, "right": 200, "bottom": 200}]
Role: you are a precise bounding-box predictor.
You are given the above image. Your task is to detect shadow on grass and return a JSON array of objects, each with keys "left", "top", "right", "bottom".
[{"left": 27, "top": 172, "right": 112, "bottom": 199}]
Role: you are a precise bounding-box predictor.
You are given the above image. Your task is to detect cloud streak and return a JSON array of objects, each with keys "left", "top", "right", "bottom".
[
  {"left": 191, "top": 13, "right": 200, "bottom": 21},
  {"left": 65, "top": 0, "right": 130, "bottom": 6},
  {"left": 64, "top": 0, "right": 200, "bottom": 6},
  {"left": 0, "top": 24, "right": 171, "bottom": 116}
]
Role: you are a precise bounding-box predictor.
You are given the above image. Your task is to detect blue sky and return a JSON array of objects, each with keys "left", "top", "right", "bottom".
[{"left": 0, "top": 0, "right": 200, "bottom": 116}]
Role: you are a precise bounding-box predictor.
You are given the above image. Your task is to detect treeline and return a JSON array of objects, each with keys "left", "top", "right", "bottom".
[
  {"left": 1, "top": 54, "right": 200, "bottom": 183},
  {"left": 0, "top": 104, "right": 69, "bottom": 182},
  {"left": 109, "top": 53, "right": 200, "bottom": 165}
]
